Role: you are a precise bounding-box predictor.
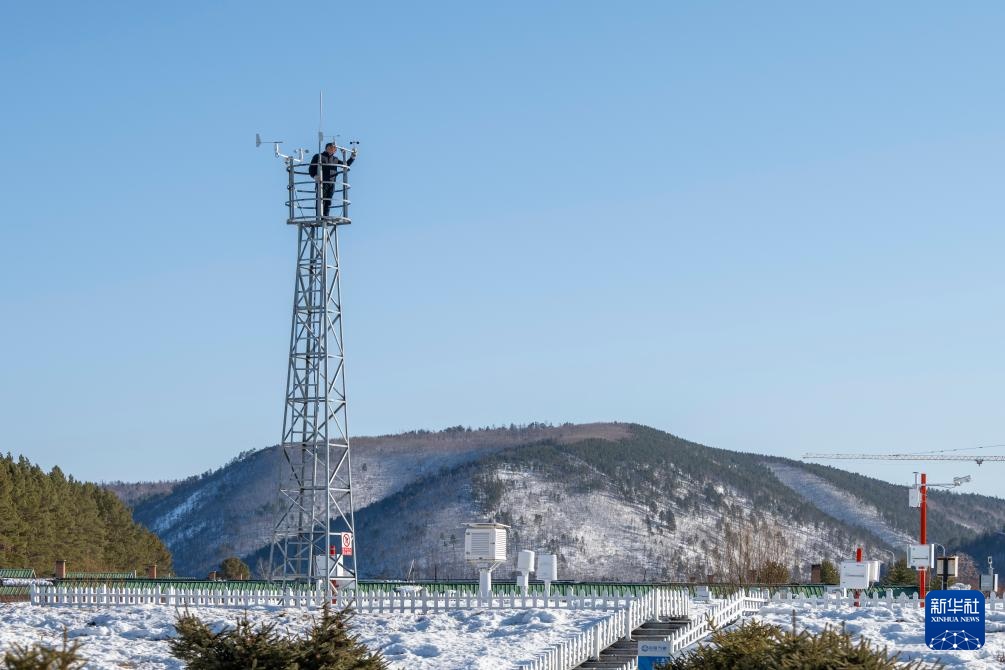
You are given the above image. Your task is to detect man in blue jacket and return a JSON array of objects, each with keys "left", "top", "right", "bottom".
[{"left": 309, "top": 142, "right": 357, "bottom": 218}]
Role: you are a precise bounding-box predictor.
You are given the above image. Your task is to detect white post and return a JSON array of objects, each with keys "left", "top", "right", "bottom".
[
  {"left": 623, "top": 600, "right": 633, "bottom": 640},
  {"left": 479, "top": 567, "right": 492, "bottom": 603}
]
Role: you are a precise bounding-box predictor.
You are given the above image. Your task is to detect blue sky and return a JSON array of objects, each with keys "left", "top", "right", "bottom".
[{"left": 2, "top": 2, "right": 1005, "bottom": 501}]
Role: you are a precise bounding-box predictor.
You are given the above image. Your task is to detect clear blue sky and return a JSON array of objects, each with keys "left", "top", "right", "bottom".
[{"left": 2, "top": 2, "right": 1005, "bottom": 500}]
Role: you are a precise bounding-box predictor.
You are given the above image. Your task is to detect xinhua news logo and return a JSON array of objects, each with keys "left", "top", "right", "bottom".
[{"left": 925, "top": 590, "right": 985, "bottom": 651}]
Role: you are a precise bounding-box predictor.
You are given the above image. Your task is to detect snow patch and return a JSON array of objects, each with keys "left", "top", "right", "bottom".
[
  {"left": 766, "top": 463, "right": 914, "bottom": 546},
  {"left": 151, "top": 485, "right": 215, "bottom": 534}
]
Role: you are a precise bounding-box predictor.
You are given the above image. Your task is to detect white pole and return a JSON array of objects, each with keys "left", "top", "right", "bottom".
[{"left": 479, "top": 567, "right": 492, "bottom": 602}]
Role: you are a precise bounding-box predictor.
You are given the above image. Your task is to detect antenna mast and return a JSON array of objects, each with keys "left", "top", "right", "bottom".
[{"left": 260, "top": 102, "right": 360, "bottom": 604}]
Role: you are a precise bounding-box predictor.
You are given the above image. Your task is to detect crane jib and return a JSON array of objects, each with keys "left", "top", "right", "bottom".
[{"left": 802, "top": 453, "right": 1005, "bottom": 464}]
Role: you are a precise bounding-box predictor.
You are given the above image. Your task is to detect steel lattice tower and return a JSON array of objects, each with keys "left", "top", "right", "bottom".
[{"left": 268, "top": 134, "right": 358, "bottom": 601}]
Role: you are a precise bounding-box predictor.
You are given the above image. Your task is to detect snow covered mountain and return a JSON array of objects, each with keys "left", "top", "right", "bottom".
[{"left": 116, "top": 423, "right": 1005, "bottom": 580}]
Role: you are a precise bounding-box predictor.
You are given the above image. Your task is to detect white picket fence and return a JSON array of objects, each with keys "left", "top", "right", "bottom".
[
  {"left": 29, "top": 582, "right": 688, "bottom": 670},
  {"left": 29, "top": 583, "right": 1005, "bottom": 670},
  {"left": 349, "top": 588, "right": 643, "bottom": 614},
  {"left": 666, "top": 589, "right": 767, "bottom": 655},
  {"left": 31, "top": 584, "right": 325, "bottom": 608},
  {"left": 756, "top": 588, "right": 1005, "bottom": 611},
  {"left": 515, "top": 587, "right": 690, "bottom": 670},
  {"left": 29, "top": 583, "right": 662, "bottom": 615}
]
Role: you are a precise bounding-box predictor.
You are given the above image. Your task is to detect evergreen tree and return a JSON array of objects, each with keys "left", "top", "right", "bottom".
[
  {"left": 170, "top": 614, "right": 292, "bottom": 670},
  {"left": 819, "top": 559, "right": 839, "bottom": 585},
  {"left": 882, "top": 558, "right": 918, "bottom": 586},
  {"left": 293, "top": 607, "right": 387, "bottom": 670},
  {"left": 169, "top": 607, "right": 386, "bottom": 670},
  {"left": 754, "top": 560, "right": 790, "bottom": 584},
  {"left": 219, "top": 556, "right": 250, "bottom": 580},
  {"left": 0, "top": 453, "right": 171, "bottom": 575}
]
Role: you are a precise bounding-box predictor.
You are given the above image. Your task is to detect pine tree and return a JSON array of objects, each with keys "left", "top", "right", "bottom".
[
  {"left": 754, "top": 560, "right": 790, "bottom": 584},
  {"left": 819, "top": 559, "right": 839, "bottom": 585},
  {"left": 169, "top": 607, "right": 387, "bottom": 670},
  {"left": 882, "top": 557, "right": 918, "bottom": 586},
  {"left": 0, "top": 454, "right": 172, "bottom": 575},
  {"left": 0, "top": 457, "right": 17, "bottom": 563},
  {"left": 169, "top": 613, "right": 294, "bottom": 670},
  {"left": 220, "top": 556, "right": 250, "bottom": 580},
  {"left": 293, "top": 606, "right": 387, "bottom": 670}
]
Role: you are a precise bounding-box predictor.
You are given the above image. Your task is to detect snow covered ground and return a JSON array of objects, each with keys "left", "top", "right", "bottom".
[
  {"left": 752, "top": 600, "right": 1005, "bottom": 669},
  {"left": 3, "top": 597, "right": 1005, "bottom": 669},
  {"left": 0, "top": 603, "right": 607, "bottom": 670}
]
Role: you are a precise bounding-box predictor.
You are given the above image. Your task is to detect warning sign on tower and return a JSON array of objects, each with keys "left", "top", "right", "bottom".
[{"left": 341, "top": 532, "right": 353, "bottom": 556}]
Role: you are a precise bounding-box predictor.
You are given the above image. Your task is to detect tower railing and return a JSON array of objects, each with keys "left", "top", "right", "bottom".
[{"left": 286, "top": 153, "right": 352, "bottom": 226}]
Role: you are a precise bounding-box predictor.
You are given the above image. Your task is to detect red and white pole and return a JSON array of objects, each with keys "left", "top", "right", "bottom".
[
  {"left": 919, "top": 472, "right": 927, "bottom": 607},
  {"left": 855, "top": 546, "right": 862, "bottom": 607}
]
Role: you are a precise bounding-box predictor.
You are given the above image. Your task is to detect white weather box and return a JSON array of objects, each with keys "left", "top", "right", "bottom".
[
  {"left": 312, "top": 555, "right": 355, "bottom": 590},
  {"left": 839, "top": 561, "right": 871, "bottom": 590},
  {"left": 907, "top": 544, "right": 935, "bottom": 569},
  {"left": 934, "top": 556, "right": 959, "bottom": 578},
  {"left": 517, "top": 550, "right": 536, "bottom": 573},
  {"left": 464, "top": 523, "right": 508, "bottom": 562},
  {"left": 866, "top": 560, "right": 882, "bottom": 583},
  {"left": 908, "top": 486, "right": 921, "bottom": 508},
  {"left": 314, "top": 554, "right": 346, "bottom": 578},
  {"left": 537, "top": 553, "right": 558, "bottom": 582}
]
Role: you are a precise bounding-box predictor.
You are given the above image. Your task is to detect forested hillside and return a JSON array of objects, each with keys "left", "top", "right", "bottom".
[
  {"left": 354, "top": 424, "right": 888, "bottom": 580},
  {"left": 791, "top": 461, "right": 1005, "bottom": 541},
  {"left": 128, "top": 423, "right": 627, "bottom": 577},
  {"left": 0, "top": 454, "right": 172, "bottom": 575},
  {"left": 955, "top": 530, "right": 1005, "bottom": 575},
  {"left": 103, "top": 480, "right": 180, "bottom": 507},
  {"left": 120, "top": 422, "right": 1005, "bottom": 581}
]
